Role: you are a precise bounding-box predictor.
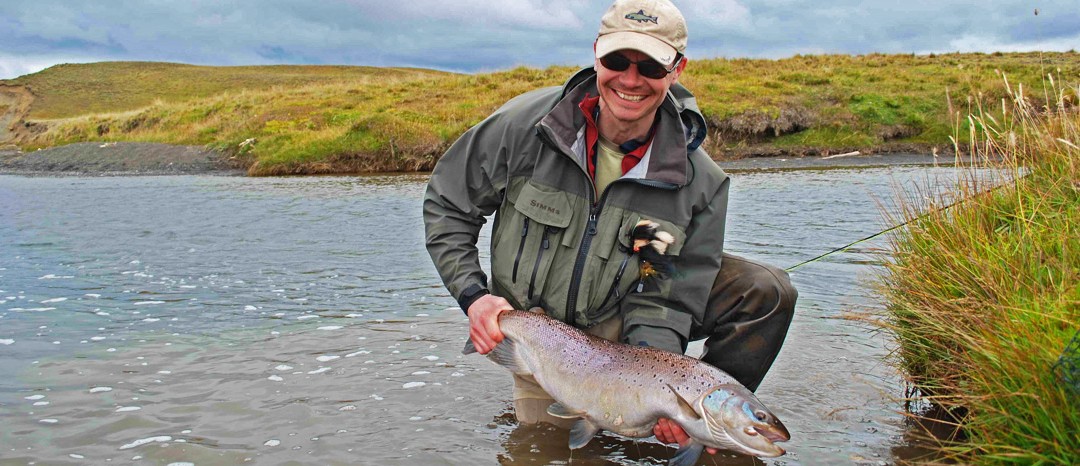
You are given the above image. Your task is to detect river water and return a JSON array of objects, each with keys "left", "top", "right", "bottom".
[{"left": 0, "top": 160, "right": 962, "bottom": 465}]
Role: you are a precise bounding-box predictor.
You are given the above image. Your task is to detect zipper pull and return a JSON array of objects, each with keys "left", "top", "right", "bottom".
[
  {"left": 636, "top": 278, "right": 645, "bottom": 293},
  {"left": 542, "top": 227, "right": 553, "bottom": 249},
  {"left": 587, "top": 212, "right": 598, "bottom": 236},
  {"left": 521, "top": 218, "right": 530, "bottom": 237}
]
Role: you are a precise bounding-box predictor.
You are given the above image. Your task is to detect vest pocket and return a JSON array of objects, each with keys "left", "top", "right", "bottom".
[{"left": 492, "top": 181, "right": 574, "bottom": 309}]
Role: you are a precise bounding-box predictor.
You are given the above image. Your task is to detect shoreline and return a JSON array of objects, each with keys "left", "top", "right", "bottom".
[{"left": 0, "top": 141, "right": 955, "bottom": 177}]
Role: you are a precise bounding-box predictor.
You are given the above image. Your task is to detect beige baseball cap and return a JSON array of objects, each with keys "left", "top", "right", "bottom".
[{"left": 595, "top": 0, "right": 688, "bottom": 67}]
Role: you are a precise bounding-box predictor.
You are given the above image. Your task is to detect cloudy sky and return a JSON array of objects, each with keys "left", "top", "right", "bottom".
[{"left": 1, "top": 0, "right": 1077, "bottom": 80}]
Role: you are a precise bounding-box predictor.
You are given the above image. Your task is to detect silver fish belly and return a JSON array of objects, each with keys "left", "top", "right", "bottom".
[{"left": 463, "top": 310, "right": 790, "bottom": 465}]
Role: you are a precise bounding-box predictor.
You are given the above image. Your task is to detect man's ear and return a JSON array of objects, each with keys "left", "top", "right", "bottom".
[{"left": 671, "top": 57, "right": 688, "bottom": 82}]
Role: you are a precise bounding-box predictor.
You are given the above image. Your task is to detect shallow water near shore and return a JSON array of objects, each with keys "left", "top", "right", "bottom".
[{"left": 0, "top": 162, "right": 963, "bottom": 465}]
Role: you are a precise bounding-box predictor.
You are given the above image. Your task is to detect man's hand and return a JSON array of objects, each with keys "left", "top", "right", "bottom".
[
  {"left": 467, "top": 294, "right": 514, "bottom": 354},
  {"left": 654, "top": 418, "right": 719, "bottom": 454}
]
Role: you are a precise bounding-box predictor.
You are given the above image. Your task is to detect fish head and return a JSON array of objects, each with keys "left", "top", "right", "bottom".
[{"left": 698, "top": 384, "right": 790, "bottom": 457}]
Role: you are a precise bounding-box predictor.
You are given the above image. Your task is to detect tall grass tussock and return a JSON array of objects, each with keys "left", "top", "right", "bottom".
[{"left": 879, "top": 67, "right": 1078, "bottom": 464}]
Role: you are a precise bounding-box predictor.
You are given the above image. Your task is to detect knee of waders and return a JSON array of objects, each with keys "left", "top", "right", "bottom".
[{"left": 712, "top": 259, "right": 797, "bottom": 318}]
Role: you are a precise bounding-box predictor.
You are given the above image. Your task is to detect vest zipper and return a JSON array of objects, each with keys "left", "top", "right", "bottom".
[
  {"left": 595, "top": 245, "right": 633, "bottom": 312},
  {"left": 512, "top": 218, "right": 530, "bottom": 283},
  {"left": 565, "top": 194, "right": 604, "bottom": 323},
  {"left": 527, "top": 226, "right": 554, "bottom": 302}
]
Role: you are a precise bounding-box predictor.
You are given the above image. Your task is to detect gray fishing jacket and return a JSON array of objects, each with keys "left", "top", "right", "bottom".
[{"left": 424, "top": 67, "right": 729, "bottom": 353}]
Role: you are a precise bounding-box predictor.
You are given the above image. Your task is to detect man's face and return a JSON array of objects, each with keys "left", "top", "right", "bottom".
[{"left": 594, "top": 48, "right": 685, "bottom": 134}]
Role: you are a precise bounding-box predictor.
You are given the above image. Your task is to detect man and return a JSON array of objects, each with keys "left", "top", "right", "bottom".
[{"left": 424, "top": 0, "right": 796, "bottom": 453}]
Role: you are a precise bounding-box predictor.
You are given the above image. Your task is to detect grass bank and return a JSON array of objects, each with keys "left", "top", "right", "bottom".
[
  {"left": 878, "top": 72, "right": 1078, "bottom": 464},
  {"left": 3, "top": 53, "right": 1078, "bottom": 175}
]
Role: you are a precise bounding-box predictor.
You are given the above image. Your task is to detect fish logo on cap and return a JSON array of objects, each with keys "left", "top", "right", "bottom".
[{"left": 624, "top": 9, "right": 658, "bottom": 24}]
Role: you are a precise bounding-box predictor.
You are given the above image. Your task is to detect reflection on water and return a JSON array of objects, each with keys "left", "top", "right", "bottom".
[{"left": 0, "top": 166, "right": 963, "bottom": 464}]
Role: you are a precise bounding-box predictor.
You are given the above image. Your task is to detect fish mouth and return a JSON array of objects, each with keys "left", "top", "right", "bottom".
[{"left": 754, "top": 425, "right": 791, "bottom": 443}]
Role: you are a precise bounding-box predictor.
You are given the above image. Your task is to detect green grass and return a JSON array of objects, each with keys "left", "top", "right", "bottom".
[
  {"left": 878, "top": 73, "right": 1079, "bottom": 464},
  {"left": 3, "top": 52, "right": 1077, "bottom": 174}
]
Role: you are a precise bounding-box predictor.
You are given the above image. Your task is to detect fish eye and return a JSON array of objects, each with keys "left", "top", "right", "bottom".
[{"left": 754, "top": 410, "right": 767, "bottom": 421}]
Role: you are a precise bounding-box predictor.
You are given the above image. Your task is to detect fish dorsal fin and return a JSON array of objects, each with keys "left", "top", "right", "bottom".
[
  {"left": 667, "top": 384, "right": 701, "bottom": 421},
  {"left": 670, "top": 441, "right": 705, "bottom": 466},
  {"left": 568, "top": 419, "right": 601, "bottom": 449},
  {"left": 485, "top": 338, "right": 531, "bottom": 375},
  {"left": 546, "top": 402, "right": 585, "bottom": 419}
]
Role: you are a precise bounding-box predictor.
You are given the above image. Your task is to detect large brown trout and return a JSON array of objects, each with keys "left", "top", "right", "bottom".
[{"left": 463, "top": 310, "right": 790, "bottom": 465}]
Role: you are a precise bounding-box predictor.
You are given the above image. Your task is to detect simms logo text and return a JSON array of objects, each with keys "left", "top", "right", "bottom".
[{"left": 530, "top": 200, "right": 561, "bottom": 216}]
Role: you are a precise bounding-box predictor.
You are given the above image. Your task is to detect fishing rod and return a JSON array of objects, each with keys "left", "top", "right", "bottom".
[{"left": 783, "top": 170, "right": 1024, "bottom": 272}]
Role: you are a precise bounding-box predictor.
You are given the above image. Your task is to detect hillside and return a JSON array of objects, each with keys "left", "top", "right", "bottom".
[{"left": 1, "top": 53, "right": 1077, "bottom": 175}]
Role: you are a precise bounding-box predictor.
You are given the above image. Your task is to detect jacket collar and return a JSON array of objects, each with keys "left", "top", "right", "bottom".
[{"left": 537, "top": 67, "right": 708, "bottom": 187}]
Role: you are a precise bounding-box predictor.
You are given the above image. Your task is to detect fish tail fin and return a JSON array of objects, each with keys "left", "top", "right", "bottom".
[
  {"left": 462, "top": 339, "right": 478, "bottom": 355},
  {"left": 670, "top": 441, "right": 705, "bottom": 466}
]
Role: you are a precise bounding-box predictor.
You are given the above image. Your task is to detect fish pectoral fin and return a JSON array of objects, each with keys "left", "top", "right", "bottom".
[
  {"left": 667, "top": 384, "right": 701, "bottom": 421},
  {"left": 568, "top": 419, "right": 601, "bottom": 449},
  {"left": 487, "top": 338, "right": 531, "bottom": 375},
  {"left": 670, "top": 441, "right": 705, "bottom": 466},
  {"left": 546, "top": 402, "right": 586, "bottom": 419}
]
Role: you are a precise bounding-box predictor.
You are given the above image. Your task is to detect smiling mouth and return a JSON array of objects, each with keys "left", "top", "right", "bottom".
[{"left": 615, "top": 90, "right": 646, "bottom": 102}]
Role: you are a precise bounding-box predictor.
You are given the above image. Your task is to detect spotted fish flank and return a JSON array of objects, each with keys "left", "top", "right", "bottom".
[{"left": 463, "top": 310, "right": 790, "bottom": 464}]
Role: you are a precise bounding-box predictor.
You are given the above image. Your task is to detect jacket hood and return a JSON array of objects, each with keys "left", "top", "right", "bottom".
[{"left": 560, "top": 67, "right": 707, "bottom": 154}]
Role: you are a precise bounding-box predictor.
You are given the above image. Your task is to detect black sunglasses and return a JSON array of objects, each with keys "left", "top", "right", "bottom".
[{"left": 599, "top": 52, "right": 681, "bottom": 79}]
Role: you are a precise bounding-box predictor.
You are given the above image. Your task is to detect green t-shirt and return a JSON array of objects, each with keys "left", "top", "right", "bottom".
[{"left": 595, "top": 135, "right": 624, "bottom": 197}]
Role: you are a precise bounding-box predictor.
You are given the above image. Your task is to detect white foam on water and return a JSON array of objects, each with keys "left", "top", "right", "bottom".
[
  {"left": 142, "top": 318, "right": 160, "bottom": 322},
  {"left": 40, "top": 297, "right": 68, "bottom": 303},
  {"left": 116, "top": 406, "right": 142, "bottom": 412},
  {"left": 370, "top": 394, "right": 384, "bottom": 401},
  {"left": 11, "top": 307, "right": 56, "bottom": 312},
  {"left": 133, "top": 301, "right": 165, "bottom": 306},
  {"left": 0, "top": 339, "right": 13, "bottom": 345},
  {"left": 274, "top": 365, "right": 293, "bottom": 371},
  {"left": 344, "top": 350, "right": 370, "bottom": 358},
  {"left": 346, "top": 313, "right": 363, "bottom": 318},
  {"left": 409, "top": 416, "right": 423, "bottom": 421},
  {"left": 167, "top": 463, "right": 194, "bottom": 466},
  {"left": 85, "top": 294, "right": 102, "bottom": 298},
  {"left": 33, "top": 401, "right": 49, "bottom": 406},
  {"left": 90, "top": 387, "right": 113, "bottom": 393},
  {"left": 297, "top": 315, "right": 318, "bottom": 320},
  {"left": 316, "top": 355, "right": 339, "bottom": 362},
  {"left": 264, "top": 439, "right": 281, "bottom": 447},
  {"left": 267, "top": 375, "right": 284, "bottom": 382},
  {"left": 39, "top": 419, "right": 59, "bottom": 423},
  {"left": 119, "top": 436, "right": 172, "bottom": 450},
  {"left": 411, "top": 371, "right": 431, "bottom": 375},
  {"left": 402, "top": 382, "right": 426, "bottom": 389},
  {"left": 339, "top": 405, "right": 356, "bottom": 411},
  {"left": 90, "top": 336, "right": 106, "bottom": 341},
  {"left": 25, "top": 394, "right": 45, "bottom": 400},
  {"left": 39, "top": 274, "right": 74, "bottom": 279},
  {"left": 244, "top": 305, "right": 258, "bottom": 311},
  {"left": 69, "top": 454, "right": 85, "bottom": 459},
  {"left": 158, "top": 370, "right": 171, "bottom": 374},
  {"left": 451, "top": 372, "right": 464, "bottom": 377},
  {"left": 307, "top": 367, "right": 331, "bottom": 375},
  {"left": 95, "top": 311, "right": 110, "bottom": 316},
  {"left": 422, "top": 356, "right": 439, "bottom": 361},
  {"left": 317, "top": 326, "right": 343, "bottom": 331}
]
